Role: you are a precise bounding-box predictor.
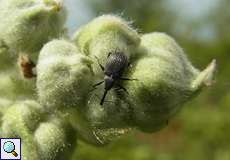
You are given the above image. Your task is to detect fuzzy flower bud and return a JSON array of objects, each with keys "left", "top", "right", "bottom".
[
  {"left": 36, "top": 39, "right": 94, "bottom": 109},
  {"left": 0, "top": 100, "right": 77, "bottom": 160},
  {"left": 0, "top": 68, "right": 36, "bottom": 100},
  {"left": 125, "top": 33, "right": 216, "bottom": 132},
  {"left": 0, "top": 0, "right": 66, "bottom": 54},
  {"left": 36, "top": 15, "right": 216, "bottom": 145}
]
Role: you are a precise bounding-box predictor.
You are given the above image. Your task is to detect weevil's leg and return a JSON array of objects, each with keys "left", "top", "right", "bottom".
[
  {"left": 116, "top": 84, "right": 129, "bottom": 94},
  {"left": 100, "top": 90, "right": 108, "bottom": 105},
  {"left": 94, "top": 56, "right": 104, "bottom": 71},
  {"left": 95, "top": 94, "right": 115, "bottom": 104},
  {"left": 89, "top": 81, "right": 104, "bottom": 92},
  {"left": 119, "top": 77, "right": 138, "bottom": 81},
  {"left": 107, "top": 52, "right": 112, "bottom": 58},
  {"left": 93, "top": 81, "right": 104, "bottom": 88}
]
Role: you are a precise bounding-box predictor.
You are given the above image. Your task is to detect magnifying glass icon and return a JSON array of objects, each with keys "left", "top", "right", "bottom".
[{"left": 3, "top": 141, "right": 18, "bottom": 157}]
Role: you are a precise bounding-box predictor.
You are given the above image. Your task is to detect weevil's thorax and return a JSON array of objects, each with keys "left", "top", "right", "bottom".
[
  {"left": 104, "top": 75, "right": 114, "bottom": 90},
  {"left": 104, "top": 52, "right": 129, "bottom": 80}
]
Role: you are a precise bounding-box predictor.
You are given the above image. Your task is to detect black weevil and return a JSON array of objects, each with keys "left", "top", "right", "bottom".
[{"left": 92, "top": 51, "right": 136, "bottom": 105}]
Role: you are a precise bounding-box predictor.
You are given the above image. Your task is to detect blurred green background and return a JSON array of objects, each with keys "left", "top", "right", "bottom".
[{"left": 65, "top": 0, "right": 230, "bottom": 159}]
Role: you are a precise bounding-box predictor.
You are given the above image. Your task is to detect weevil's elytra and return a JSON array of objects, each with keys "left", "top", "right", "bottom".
[
  {"left": 105, "top": 52, "right": 128, "bottom": 79},
  {"left": 92, "top": 51, "right": 136, "bottom": 105}
]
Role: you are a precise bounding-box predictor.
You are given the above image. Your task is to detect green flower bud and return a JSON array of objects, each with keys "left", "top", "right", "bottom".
[
  {"left": 35, "top": 15, "right": 216, "bottom": 146},
  {"left": 84, "top": 32, "right": 216, "bottom": 134},
  {"left": 73, "top": 15, "right": 140, "bottom": 55},
  {"left": 0, "top": 100, "right": 45, "bottom": 135},
  {"left": 0, "top": 98, "right": 14, "bottom": 117},
  {"left": 0, "top": 100, "right": 45, "bottom": 159},
  {"left": 36, "top": 39, "right": 94, "bottom": 109},
  {"left": 124, "top": 32, "right": 216, "bottom": 132},
  {"left": 71, "top": 16, "right": 142, "bottom": 144},
  {"left": 0, "top": 41, "right": 16, "bottom": 70},
  {"left": 35, "top": 117, "right": 77, "bottom": 160},
  {"left": 0, "top": 0, "right": 66, "bottom": 54},
  {"left": 67, "top": 107, "right": 132, "bottom": 146},
  {"left": 73, "top": 15, "right": 140, "bottom": 76},
  {"left": 0, "top": 52, "right": 36, "bottom": 101},
  {"left": 0, "top": 67, "right": 36, "bottom": 100},
  {"left": 74, "top": 17, "right": 215, "bottom": 138},
  {"left": 0, "top": 100, "right": 77, "bottom": 160}
]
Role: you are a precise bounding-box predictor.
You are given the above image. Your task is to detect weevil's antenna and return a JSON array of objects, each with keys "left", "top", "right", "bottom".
[{"left": 94, "top": 56, "right": 104, "bottom": 71}]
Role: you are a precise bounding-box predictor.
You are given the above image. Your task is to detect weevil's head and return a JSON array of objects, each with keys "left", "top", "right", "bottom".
[{"left": 104, "top": 75, "right": 114, "bottom": 90}]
